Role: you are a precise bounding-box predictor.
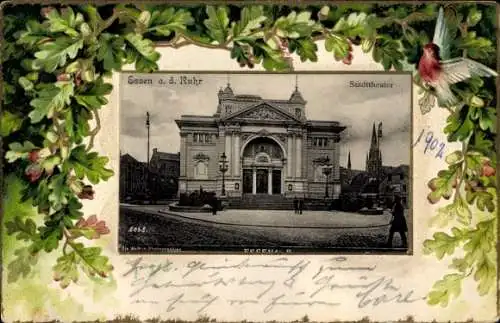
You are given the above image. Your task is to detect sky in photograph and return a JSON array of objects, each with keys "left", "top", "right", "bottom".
[{"left": 120, "top": 72, "right": 411, "bottom": 170}]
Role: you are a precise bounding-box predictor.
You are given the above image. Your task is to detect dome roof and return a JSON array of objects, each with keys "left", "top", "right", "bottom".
[
  {"left": 222, "top": 83, "right": 234, "bottom": 96},
  {"left": 289, "top": 87, "right": 306, "bottom": 104}
]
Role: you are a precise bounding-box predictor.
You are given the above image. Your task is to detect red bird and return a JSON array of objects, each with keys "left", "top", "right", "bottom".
[{"left": 418, "top": 7, "right": 497, "bottom": 111}]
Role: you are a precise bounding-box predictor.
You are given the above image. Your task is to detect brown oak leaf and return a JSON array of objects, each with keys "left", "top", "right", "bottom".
[{"left": 71, "top": 215, "right": 110, "bottom": 239}]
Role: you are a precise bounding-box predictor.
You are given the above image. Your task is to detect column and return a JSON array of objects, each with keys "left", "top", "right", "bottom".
[
  {"left": 180, "top": 134, "right": 187, "bottom": 177},
  {"left": 268, "top": 169, "right": 273, "bottom": 195},
  {"left": 295, "top": 135, "right": 302, "bottom": 178},
  {"left": 225, "top": 131, "right": 232, "bottom": 176},
  {"left": 233, "top": 133, "right": 240, "bottom": 176},
  {"left": 281, "top": 169, "right": 285, "bottom": 194},
  {"left": 287, "top": 135, "right": 293, "bottom": 178},
  {"left": 252, "top": 168, "right": 257, "bottom": 194}
]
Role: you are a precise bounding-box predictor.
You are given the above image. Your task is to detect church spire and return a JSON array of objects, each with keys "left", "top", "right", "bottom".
[
  {"left": 347, "top": 151, "right": 351, "bottom": 169},
  {"left": 370, "top": 122, "right": 377, "bottom": 147}
]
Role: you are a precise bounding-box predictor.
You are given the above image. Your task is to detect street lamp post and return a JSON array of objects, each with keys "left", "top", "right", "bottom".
[
  {"left": 323, "top": 156, "right": 333, "bottom": 198},
  {"left": 219, "top": 152, "right": 229, "bottom": 196}
]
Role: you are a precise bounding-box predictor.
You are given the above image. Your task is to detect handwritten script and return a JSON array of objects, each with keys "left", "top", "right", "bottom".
[{"left": 122, "top": 257, "right": 424, "bottom": 314}]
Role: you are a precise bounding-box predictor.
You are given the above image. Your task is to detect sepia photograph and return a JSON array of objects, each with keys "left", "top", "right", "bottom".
[{"left": 119, "top": 72, "right": 412, "bottom": 254}]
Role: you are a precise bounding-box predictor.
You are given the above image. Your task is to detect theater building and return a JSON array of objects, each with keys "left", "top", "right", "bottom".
[{"left": 175, "top": 82, "right": 346, "bottom": 200}]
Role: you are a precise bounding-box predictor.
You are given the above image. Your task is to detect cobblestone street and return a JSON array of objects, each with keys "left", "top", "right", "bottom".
[{"left": 119, "top": 205, "right": 408, "bottom": 253}]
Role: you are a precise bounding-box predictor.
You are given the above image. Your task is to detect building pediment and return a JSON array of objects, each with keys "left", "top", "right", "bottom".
[{"left": 222, "top": 102, "right": 302, "bottom": 124}]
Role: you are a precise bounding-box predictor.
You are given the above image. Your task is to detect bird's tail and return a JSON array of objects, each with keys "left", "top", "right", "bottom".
[{"left": 435, "top": 81, "right": 458, "bottom": 107}]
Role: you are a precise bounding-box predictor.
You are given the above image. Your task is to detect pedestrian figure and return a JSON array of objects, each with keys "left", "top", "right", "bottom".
[
  {"left": 293, "top": 198, "right": 298, "bottom": 214},
  {"left": 211, "top": 195, "right": 218, "bottom": 215},
  {"left": 386, "top": 195, "right": 407, "bottom": 248},
  {"left": 298, "top": 198, "right": 303, "bottom": 215}
]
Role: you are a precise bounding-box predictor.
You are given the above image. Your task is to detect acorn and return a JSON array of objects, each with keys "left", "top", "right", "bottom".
[
  {"left": 28, "top": 150, "right": 40, "bottom": 163},
  {"left": 57, "top": 73, "right": 71, "bottom": 82},
  {"left": 318, "top": 6, "right": 330, "bottom": 21},
  {"left": 40, "top": 6, "right": 55, "bottom": 18},
  {"left": 25, "top": 164, "right": 43, "bottom": 183},
  {"left": 78, "top": 185, "right": 95, "bottom": 200},
  {"left": 481, "top": 161, "right": 496, "bottom": 177},
  {"left": 427, "top": 180, "right": 437, "bottom": 191}
]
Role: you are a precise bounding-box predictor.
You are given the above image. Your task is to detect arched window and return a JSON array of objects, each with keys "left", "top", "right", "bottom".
[
  {"left": 194, "top": 161, "right": 208, "bottom": 179},
  {"left": 314, "top": 165, "right": 326, "bottom": 182}
]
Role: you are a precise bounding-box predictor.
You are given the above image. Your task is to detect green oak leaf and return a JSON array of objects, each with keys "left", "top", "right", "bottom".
[
  {"left": 429, "top": 203, "right": 458, "bottom": 228},
  {"left": 29, "top": 81, "right": 74, "bottom": 123},
  {"left": 466, "top": 189, "right": 495, "bottom": 213},
  {"left": 290, "top": 38, "right": 318, "bottom": 62},
  {"left": 332, "top": 12, "right": 379, "bottom": 38},
  {"left": 38, "top": 225, "right": 63, "bottom": 252},
  {"left": 372, "top": 36, "right": 404, "bottom": 70},
  {"left": 16, "top": 20, "right": 50, "bottom": 49},
  {"left": 427, "top": 166, "right": 459, "bottom": 204},
  {"left": 0, "top": 111, "right": 24, "bottom": 137},
  {"left": 75, "top": 78, "right": 113, "bottom": 109},
  {"left": 71, "top": 243, "right": 113, "bottom": 278},
  {"left": 5, "top": 141, "right": 36, "bottom": 163},
  {"left": 79, "top": 5, "right": 104, "bottom": 32},
  {"left": 470, "top": 107, "right": 496, "bottom": 133},
  {"left": 474, "top": 252, "right": 496, "bottom": 296},
  {"left": 463, "top": 219, "right": 495, "bottom": 263},
  {"left": 423, "top": 229, "right": 464, "bottom": 260},
  {"left": 48, "top": 174, "right": 71, "bottom": 211},
  {"left": 465, "top": 151, "right": 489, "bottom": 178},
  {"left": 67, "top": 146, "right": 114, "bottom": 184},
  {"left": 65, "top": 106, "right": 92, "bottom": 145},
  {"left": 457, "top": 32, "right": 494, "bottom": 60},
  {"left": 65, "top": 107, "right": 92, "bottom": 145},
  {"left": 274, "top": 11, "right": 318, "bottom": 39},
  {"left": 18, "top": 76, "right": 34, "bottom": 91},
  {"left": 41, "top": 155, "right": 62, "bottom": 175},
  {"left": 232, "top": 6, "right": 267, "bottom": 42},
  {"left": 470, "top": 131, "right": 493, "bottom": 156},
  {"left": 97, "top": 33, "right": 125, "bottom": 72},
  {"left": 325, "top": 33, "right": 350, "bottom": 60},
  {"left": 427, "top": 273, "right": 464, "bottom": 307},
  {"left": 148, "top": 7, "right": 194, "bottom": 36},
  {"left": 46, "top": 6, "right": 84, "bottom": 38},
  {"left": 7, "top": 247, "right": 39, "bottom": 283},
  {"left": 67, "top": 196, "right": 84, "bottom": 220},
  {"left": 124, "top": 33, "right": 160, "bottom": 73},
  {"left": 449, "top": 258, "right": 470, "bottom": 273},
  {"left": 53, "top": 250, "right": 79, "bottom": 288},
  {"left": 466, "top": 7, "right": 482, "bottom": 27},
  {"left": 204, "top": 6, "right": 230, "bottom": 44},
  {"left": 256, "top": 43, "right": 291, "bottom": 71},
  {"left": 5, "top": 216, "right": 37, "bottom": 241},
  {"left": 32, "top": 37, "right": 84, "bottom": 73},
  {"left": 455, "top": 194, "right": 472, "bottom": 225}
]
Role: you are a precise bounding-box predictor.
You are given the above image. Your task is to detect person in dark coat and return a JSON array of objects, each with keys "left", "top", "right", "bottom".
[
  {"left": 386, "top": 195, "right": 407, "bottom": 248},
  {"left": 293, "top": 198, "right": 298, "bottom": 214},
  {"left": 298, "top": 198, "right": 303, "bottom": 215},
  {"left": 211, "top": 195, "right": 218, "bottom": 215}
]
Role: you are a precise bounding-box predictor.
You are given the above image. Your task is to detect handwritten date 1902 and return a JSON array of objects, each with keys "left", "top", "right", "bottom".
[{"left": 412, "top": 128, "right": 446, "bottom": 159}]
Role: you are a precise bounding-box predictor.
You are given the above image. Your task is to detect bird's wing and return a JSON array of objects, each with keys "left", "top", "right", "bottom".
[
  {"left": 441, "top": 57, "right": 498, "bottom": 84},
  {"left": 432, "top": 7, "right": 452, "bottom": 60}
]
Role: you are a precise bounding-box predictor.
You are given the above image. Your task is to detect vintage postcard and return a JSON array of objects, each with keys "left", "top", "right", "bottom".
[
  {"left": 119, "top": 72, "right": 412, "bottom": 254},
  {"left": 0, "top": 1, "right": 498, "bottom": 323}
]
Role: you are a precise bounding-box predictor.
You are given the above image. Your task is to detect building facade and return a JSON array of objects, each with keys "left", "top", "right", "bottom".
[
  {"left": 120, "top": 153, "right": 147, "bottom": 200},
  {"left": 150, "top": 149, "right": 180, "bottom": 178},
  {"left": 175, "top": 83, "right": 346, "bottom": 199}
]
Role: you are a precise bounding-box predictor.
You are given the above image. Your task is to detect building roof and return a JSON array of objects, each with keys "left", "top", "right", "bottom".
[{"left": 152, "top": 150, "right": 180, "bottom": 161}]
